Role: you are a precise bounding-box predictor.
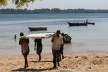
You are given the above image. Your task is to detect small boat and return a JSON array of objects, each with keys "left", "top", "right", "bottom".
[
  {"left": 63, "top": 34, "right": 72, "bottom": 43},
  {"left": 28, "top": 27, "right": 47, "bottom": 31},
  {"left": 68, "top": 21, "right": 95, "bottom": 26},
  {"left": 68, "top": 22, "right": 88, "bottom": 26}
]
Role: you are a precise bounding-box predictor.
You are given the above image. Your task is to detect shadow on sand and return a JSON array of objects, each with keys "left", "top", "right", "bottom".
[
  {"left": 12, "top": 60, "right": 55, "bottom": 72},
  {"left": 30, "top": 60, "right": 53, "bottom": 63},
  {"left": 12, "top": 67, "right": 55, "bottom": 72}
]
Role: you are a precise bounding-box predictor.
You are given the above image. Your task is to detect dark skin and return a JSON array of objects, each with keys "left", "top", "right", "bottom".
[
  {"left": 19, "top": 33, "right": 29, "bottom": 68},
  {"left": 23, "top": 39, "right": 29, "bottom": 68},
  {"left": 23, "top": 53, "right": 28, "bottom": 68}
]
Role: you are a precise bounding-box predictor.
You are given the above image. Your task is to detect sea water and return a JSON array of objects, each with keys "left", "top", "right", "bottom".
[{"left": 0, "top": 13, "right": 108, "bottom": 55}]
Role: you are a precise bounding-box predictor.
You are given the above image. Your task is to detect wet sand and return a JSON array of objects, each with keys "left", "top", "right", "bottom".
[{"left": 0, "top": 52, "right": 108, "bottom": 72}]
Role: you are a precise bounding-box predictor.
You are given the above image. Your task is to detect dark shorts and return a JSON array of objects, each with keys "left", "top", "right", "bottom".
[
  {"left": 37, "top": 46, "right": 42, "bottom": 55},
  {"left": 52, "top": 49, "right": 60, "bottom": 62}
]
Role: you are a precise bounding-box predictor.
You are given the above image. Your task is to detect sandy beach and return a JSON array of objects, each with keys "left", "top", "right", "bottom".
[{"left": 0, "top": 52, "right": 108, "bottom": 72}]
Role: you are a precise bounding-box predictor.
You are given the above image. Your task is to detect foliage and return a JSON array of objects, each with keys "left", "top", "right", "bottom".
[
  {"left": 0, "top": 0, "right": 36, "bottom": 7},
  {"left": 0, "top": 0, "right": 8, "bottom": 6},
  {"left": 13, "top": 0, "right": 35, "bottom": 7}
]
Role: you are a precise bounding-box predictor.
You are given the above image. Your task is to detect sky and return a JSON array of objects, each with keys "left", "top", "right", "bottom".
[{"left": 0, "top": 0, "right": 108, "bottom": 10}]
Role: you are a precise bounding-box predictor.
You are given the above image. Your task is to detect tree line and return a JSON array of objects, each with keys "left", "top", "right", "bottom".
[{"left": 1, "top": 8, "right": 108, "bottom": 14}]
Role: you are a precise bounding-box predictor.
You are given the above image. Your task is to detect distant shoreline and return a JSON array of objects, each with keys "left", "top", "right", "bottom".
[{"left": 1, "top": 8, "right": 108, "bottom": 14}]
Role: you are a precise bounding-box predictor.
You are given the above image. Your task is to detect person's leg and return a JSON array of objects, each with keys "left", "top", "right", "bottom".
[
  {"left": 61, "top": 48, "right": 64, "bottom": 59},
  {"left": 26, "top": 54, "right": 28, "bottom": 67},
  {"left": 26, "top": 51, "right": 29, "bottom": 67},
  {"left": 60, "top": 47, "right": 62, "bottom": 61},
  {"left": 52, "top": 50, "right": 56, "bottom": 68},
  {"left": 38, "top": 53, "right": 41, "bottom": 61},
  {"left": 60, "top": 45, "right": 64, "bottom": 59},
  {"left": 37, "top": 48, "right": 39, "bottom": 61},
  {"left": 23, "top": 55, "right": 26, "bottom": 68},
  {"left": 57, "top": 50, "right": 60, "bottom": 66},
  {"left": 23, "top": 52, "right": 29, "bottom": 68},
  {"left": 37, "top": 46, "right": 42, "bottom": 61},
  {"left": 39, "top": 47, "right": 42, "bottom": 61},
  {"left": 23, "top": 55, "right": 27, "bottom": 68}
]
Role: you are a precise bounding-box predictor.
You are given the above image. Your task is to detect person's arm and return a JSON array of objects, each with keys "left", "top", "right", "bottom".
[
  {"left": 51, "top": 34, "right": 55, "bottom": 42},
  {"left": 60, "top": 36, "right": 63, "bottom": 46},
  {"left": 34, "top": 39, "right": 37, "bottom": 50},
  {"left": 19, "top": 38, "right": 22, "bottom": 45},
  {"left": 40, "top": 39, "right": 42, "bottom": 46}
]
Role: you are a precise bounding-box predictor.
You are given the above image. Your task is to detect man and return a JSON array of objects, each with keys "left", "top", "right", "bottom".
[
  {"left": 51, "top": 30, "right": 63, "bottom": 68},
  {"left": 19, "top": 32, "right": 29, "bottom": 68}
]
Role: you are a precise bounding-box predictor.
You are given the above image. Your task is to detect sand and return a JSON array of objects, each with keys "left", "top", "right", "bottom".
[{"left": 0, "top": 52, "right": 108, "bottom": 72}]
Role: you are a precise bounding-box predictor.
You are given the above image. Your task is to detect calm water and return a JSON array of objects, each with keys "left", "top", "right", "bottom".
[{"left": 0, "top": 13, "right": 108, "bottom": 55}]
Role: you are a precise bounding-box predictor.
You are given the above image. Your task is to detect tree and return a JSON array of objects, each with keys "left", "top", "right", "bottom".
[
  {"left": 0, "top": 0, "right": 35, "bottom": 7},
  {"left": 0, "top": 0, "right": 8, "bottom": 6}
]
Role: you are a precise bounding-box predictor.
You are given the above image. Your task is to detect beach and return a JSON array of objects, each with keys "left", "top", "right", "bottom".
[{"left": 0, "top": 52, "right": 108, "bottom": 72}]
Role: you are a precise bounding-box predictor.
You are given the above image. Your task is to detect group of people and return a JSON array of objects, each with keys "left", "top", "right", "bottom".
[{"left": 19, "top": 30, "right": 65, "bottom": 68}]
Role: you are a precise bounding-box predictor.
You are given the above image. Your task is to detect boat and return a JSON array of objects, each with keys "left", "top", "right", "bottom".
[
  {"left": 28, "top": 27, "right": 47, "bottom": 31},
  {"left": 68, "top": 22, "right": 88, "bottom": 26},
  {"left": 63, "top": 34, "right": 72, "bottom": 43},
  {"left": 26, "top": 32, "right": 54, "bottom": 39},
  {"left": 68, "top": 22, "right": 95, "bottom": 26}
]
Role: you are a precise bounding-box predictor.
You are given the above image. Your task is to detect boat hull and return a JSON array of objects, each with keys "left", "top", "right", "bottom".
[
  {"left": 68, "top": 22, "right": 87, "bottom": 26},
  {"left": 28, "top": 27, "right": 47, "bottom": 31},
  {"left": 68, "top": 22, "right": 95, "bottom": 26}
]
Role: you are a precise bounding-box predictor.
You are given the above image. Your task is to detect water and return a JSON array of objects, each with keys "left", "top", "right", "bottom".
[{"left": 0, "top": 13, "right": 108, "bottom": 55}]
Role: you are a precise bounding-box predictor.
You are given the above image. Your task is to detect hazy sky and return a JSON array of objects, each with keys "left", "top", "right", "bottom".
[{"left": 1, "top": 0, "right": 108, "bottom": 9}]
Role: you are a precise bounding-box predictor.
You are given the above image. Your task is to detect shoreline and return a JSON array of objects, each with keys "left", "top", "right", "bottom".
[
  {"left": 1, "top": 42, "right": 108, "bottom": 55},
  {"left": 1, "top": 52, "right": 108, "bottom": 72}
]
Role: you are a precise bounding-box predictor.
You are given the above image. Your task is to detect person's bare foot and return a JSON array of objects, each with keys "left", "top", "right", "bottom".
[{"left": 62, "top": 56, "right": 64, "bottom": 59}]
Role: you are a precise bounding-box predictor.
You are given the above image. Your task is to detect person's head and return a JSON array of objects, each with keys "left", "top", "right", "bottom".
[
  {"left": 56, "top": 30, "right": 61, "bottom": 37},
  {"left": 61, "top": 33, "right": 64, "bottom": 36},
  {"left": 20, "top": 32, "right": 24, "bottom": 36}
]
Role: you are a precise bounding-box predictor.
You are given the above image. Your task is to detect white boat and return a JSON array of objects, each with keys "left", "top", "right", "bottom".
[{"left": 26, "top": 32, "right": 54, "bottom": 39}]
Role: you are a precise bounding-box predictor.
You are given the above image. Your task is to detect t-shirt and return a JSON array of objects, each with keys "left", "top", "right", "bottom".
[{"left": 52, "top": 34, "right": 63, "bottom": 50}]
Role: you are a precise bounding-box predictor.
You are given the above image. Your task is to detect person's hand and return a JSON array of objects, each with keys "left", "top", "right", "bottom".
[{"left": 34, "top": 47, "right": 36, "bottom": 50}]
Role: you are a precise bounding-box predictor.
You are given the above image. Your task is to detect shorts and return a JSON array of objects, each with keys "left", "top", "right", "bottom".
[{"left": 36, "top": 46, "right": 42, "bottom": 55}]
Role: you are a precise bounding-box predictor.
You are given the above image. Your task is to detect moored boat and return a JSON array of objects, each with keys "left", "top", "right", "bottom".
[
  {"left": 28, "top": 27, "right": 47, "bottom": 31},
  {"left": 68, "top": 21, "right": 95, "bottom": 26},
  {"left": 68, "top": 22, "right": 88, "bottom": 26}
]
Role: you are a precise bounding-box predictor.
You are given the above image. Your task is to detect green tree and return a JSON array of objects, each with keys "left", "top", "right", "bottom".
[
  {"left": 0, "top": 0, "right": 8, "bottom": 6},
  {"left": 0, "top": 0, "right": 35, "bottom": 7}
]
